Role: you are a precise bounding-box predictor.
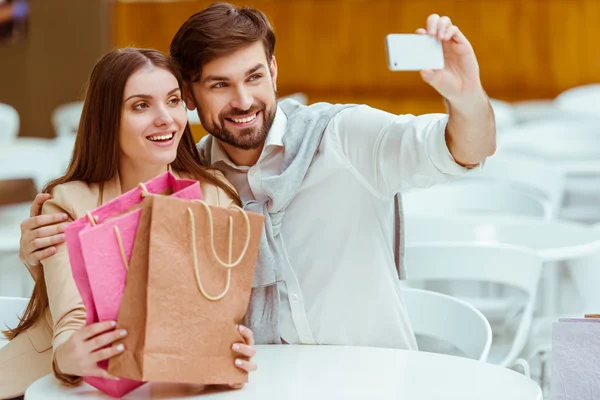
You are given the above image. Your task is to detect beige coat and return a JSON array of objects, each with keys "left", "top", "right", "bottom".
[{"left": 0, "top": 169, "right": 236, "bottom": 398}]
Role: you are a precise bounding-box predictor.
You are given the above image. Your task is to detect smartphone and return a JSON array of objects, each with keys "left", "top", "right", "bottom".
[{"left": 385, "top": 34, "right": 444, "bottom": 71}]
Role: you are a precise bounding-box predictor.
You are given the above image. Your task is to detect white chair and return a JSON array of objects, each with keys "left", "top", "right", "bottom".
[
  {"left": 554, "top": 84, "right": 600, "bottom": 119},
  {"left": 0, "top": 103, "right": 20, "bottom": 144},
  {"left": 402, "top": 180, "right": 552, "bottom": 219},
  {"left": 489, "top": 98, "right": 516, "bottom": 133},
  {"left": 0, "top": 296, "right": 28, "bottom": 348},
  {"left": 186, "top": 106, "right": 201, "bottom": 125},
  {"left": 405, "top": 243, "right": 543, "bottom": 375},
  {"left": 51, "top": 102, "right": 83, "bottom": 138},
  {"left": 498, "top": 119, "right": 600, "bottom": 223},
  {"left": 281, "top": 92, "right": 308, "bottom": 105},
  {"left": 511, "top": 99, "right": 562, "bottom": 124},
  {"left": 403, "top": 287, "right": 492, "bottom": 362},
  {"left": 462, "top": 156, "right": 566, "bottom": 217},
  {"left": 497, "top": 119, "right": 600, "bottom": 162}
]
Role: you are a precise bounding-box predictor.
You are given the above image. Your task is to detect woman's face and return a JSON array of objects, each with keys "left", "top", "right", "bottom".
[{"left": 119, "top": 65, "right": 187, "bottom": 169}]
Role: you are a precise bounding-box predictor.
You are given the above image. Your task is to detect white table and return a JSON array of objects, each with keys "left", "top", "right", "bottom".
[
  {"left": 25, "top": 345, "right": 542, "bottom": 399},
  {"left": 405, "top": 215, "right": 600, "bottom": 315}
]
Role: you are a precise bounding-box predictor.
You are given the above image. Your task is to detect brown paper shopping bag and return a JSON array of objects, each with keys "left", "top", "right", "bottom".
[{"left": 108, "top": 194, "right": 263, "bottom": 385}]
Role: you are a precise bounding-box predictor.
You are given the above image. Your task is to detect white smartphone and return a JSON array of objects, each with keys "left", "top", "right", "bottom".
[{"left": 385, "top": 34, "right": 444, "bottom": 71}]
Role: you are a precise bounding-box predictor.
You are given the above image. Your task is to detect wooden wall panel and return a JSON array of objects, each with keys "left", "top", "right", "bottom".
[{"left": 114, "top": 0, "right": 600, "bottom": 116}]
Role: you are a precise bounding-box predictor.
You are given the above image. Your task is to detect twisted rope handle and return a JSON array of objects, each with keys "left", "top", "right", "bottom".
[{"left": 188, "top": 202, "right": 251, "bottom": 301}]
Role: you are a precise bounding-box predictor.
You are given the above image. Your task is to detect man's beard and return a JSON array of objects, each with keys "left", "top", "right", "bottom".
[{"left": 205, "top": 99, "right": 277, "bottom": 151}]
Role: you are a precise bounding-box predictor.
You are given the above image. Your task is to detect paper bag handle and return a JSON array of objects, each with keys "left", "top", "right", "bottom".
[
  {"left": 188, "top": 202, "right": 251, "bottom": 301},
  {"left": 87, "top": 182, "right": 168, "bottom": 273}
]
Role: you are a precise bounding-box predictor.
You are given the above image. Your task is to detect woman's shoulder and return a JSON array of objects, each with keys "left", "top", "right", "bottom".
[{"left": 43, "top": 181, "right": 101, "bottom": 219}]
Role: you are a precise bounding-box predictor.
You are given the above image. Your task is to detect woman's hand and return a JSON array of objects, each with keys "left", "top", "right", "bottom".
[
  {"left": 229, "top": 324, "right": 257, "bottom": 389},
  {"left": 54, "top": 321, "right": 127, "bottom": 379}
]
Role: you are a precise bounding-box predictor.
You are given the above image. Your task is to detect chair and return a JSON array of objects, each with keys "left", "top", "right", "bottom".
[
  {"left": 511, "top": 99, "right": 562, "bottom": 124},
  {"left": 402, "top": 180, "right": 552, "bottom": 219},
  {"left": 461, "top": 155, "right": 566, "bottom": 217},
  {"left": 0, "top": 297, "right": 28, "bottom": 348},
  {"left": 498, "top": 119, "right": 600, "bottom": 223},
  {"left": 0, "top": 103, "right": 20, "bottom": 144},
  {"left": 186, "top": 106, "right": 201, "bottom": 125},
  {"left": 489, "top": 98, "right": 516, "bottom": 133},
  {"left": 497, "top": 119, "right": 600, "bottom": 162},
  {"left": 554, "top": 84, "right": 600, "bottom": 119},
  {"left": 405, "top": 243, "right": 543, "bottom": 375},
  {"left": 51, "top": 102, "right": 83, "bottom": 138},
  {"left": 403, "top": 288, "right": 492, "bottom": 361}
]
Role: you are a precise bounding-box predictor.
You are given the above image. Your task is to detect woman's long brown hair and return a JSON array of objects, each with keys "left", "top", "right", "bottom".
[{"left": 4, "top": 48, "right": 240, "bottom": 340}]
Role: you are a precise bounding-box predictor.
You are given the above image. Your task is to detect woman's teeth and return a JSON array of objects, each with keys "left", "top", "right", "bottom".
[{"left": 147, "top": 133, "right": 174, "bottom": 141}]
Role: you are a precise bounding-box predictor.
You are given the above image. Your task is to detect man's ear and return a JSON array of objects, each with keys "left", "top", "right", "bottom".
[
  {"left": 269, "top": 56, "right": 278, "bottom": 91},
  {"left": 183, "top": 83, "right": 197, "bottom": 111}
]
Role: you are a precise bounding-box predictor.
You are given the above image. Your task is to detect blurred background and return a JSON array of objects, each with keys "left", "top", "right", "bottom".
[
  {"left": 3, "top": 0, "right": 600, "bottom": 140},
  {"left": 3, "top": 0, "right": 600, "bottom": 397}
]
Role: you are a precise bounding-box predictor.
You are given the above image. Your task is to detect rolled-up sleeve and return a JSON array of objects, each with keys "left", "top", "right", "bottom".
[{"left": 329, "top": 105, "right": 482, "bottom": 196}]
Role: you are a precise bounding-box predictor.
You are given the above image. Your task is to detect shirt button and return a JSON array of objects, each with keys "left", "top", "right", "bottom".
[{"left": 292, "top": 294, "right": 299, "bottom": 301}]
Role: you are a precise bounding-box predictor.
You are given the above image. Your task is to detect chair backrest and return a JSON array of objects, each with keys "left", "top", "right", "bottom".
[
  {"left": 51, "top": 102, "right": 83, "bottom": 138},
  {"left": 461, "top": 156, "right": 566, "bottom": 216},
  {"left": 0, "top": 103, "right": 20, "bottom": 144},
  {"left": 0, "top": 297, "right": 28, "bottom": 331},
  {"left": 554, "top": 84, "right": 600, "bottom": 118},
  {"left": 186, "top": 106, "right": 201, "bottom": 125},
  {"left": 497, "top": 119, "right": 600, "bottom": 162},
  {"left": 403, "top": 288, "right": 492, "bottom": 361},
  {"left": 402, "top": 180, "right": 552, "bottom": 219},
  {"left": 511, "top": 99, "right": 562, "bottom": 124},
  {"left": 405, "top": 243, "right": 543, "bottom": 368},
  {"left": 489, "top": 98, "right": 516, "bottom": 133}
]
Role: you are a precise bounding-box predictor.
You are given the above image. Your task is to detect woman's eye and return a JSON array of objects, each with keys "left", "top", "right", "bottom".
[{"left": 133, "top": 102, "right": 149, "bottom": 110}]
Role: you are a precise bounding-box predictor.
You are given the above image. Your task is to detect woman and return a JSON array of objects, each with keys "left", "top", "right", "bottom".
[{"left": 0, "top": 48, "right": 257, "bottom": 399}]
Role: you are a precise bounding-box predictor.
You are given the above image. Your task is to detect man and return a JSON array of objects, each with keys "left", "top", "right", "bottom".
[{"left": 19, "top": 3, "right": 495, "bottom": 349}]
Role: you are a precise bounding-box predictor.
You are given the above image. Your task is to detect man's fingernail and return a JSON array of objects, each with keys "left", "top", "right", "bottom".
[
  {"left": 116, "top": 344, "right": 125, "bottom": 352},
  {"left": 61, "top": 214, "right": 68, "bottom": 220},
  {"left": 120, "top": 330, "right": 127, "bottom": 337},
  {"left": 238, "top": 325, "right": 244, "bottom": 332},
  {"left": 111, "top": 321, "right": 117, "bottom": 327},
  {"left": 232, "top": 343, "right": 239, "bottom": 351},
  {"left": 235, "top": 359, "right": 243, "bottom": 366}
]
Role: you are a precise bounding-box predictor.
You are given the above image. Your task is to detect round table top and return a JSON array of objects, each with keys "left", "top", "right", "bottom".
[
  {"left": 405, "top": 215, "right": 600, "bottom": 262},
  {"left": 26, "top": 345, "right": 542, "bottom": 400}
]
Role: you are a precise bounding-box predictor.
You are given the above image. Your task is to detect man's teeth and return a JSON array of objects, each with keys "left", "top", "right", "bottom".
[
  {"left": 230, "top": 113, "right": 257, "bottom": 123},
  {"left": 148, "top": 133, "right": 174, "bottom": 141}
]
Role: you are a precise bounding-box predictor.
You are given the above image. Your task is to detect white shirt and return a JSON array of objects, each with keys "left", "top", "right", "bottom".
[{"left": 209, "top": 104, "right": 474, "bottom": 349}]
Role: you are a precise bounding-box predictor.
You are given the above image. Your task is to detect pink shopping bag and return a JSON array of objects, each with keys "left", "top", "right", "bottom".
[{"left": 64, "top": 171, "right": 202, "bottom": 398}]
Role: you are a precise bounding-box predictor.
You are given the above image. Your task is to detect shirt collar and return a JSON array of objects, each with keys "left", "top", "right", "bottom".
[{"left": 209, "top": 105, "right": 287, "bottom": 167}]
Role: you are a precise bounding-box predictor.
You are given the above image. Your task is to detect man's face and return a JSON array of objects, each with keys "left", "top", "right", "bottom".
[{"left": 187, "top": 42, "right": 278, "bottom": 150}]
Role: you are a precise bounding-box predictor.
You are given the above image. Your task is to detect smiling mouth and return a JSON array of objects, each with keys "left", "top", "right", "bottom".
[
  {"left": 226, "top": 111, "right": 259, "bottom": 124},
  {"left": 146, "top": 132, "right": 175, "bottom": 142}
]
